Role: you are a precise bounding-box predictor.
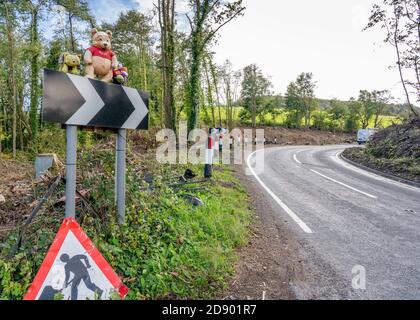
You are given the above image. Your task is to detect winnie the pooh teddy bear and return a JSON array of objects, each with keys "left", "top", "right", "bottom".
[
  {"left": 84, "top": 28, "right": 118, "bottom": 82},
  {"left": 58, "top": 52, "right": 82, "bottom": 75}
]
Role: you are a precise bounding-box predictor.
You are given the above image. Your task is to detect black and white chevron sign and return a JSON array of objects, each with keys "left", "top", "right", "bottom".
[{"left": 42, "top": 69, "right": 149, "bottom": 130}]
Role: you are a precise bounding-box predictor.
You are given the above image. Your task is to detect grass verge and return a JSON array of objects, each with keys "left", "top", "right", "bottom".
[{"left": 0, "top": 144, "right": 252, "bottom": 300}]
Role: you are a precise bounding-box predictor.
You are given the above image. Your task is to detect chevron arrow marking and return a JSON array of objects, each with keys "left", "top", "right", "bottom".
[
  {"left": 122, "top": 86, "right": 148, "bottom": 129},
  {"left": 42, "top": 69, "right": 149, "bottom": 130},
  {"left": 65, "top": 74, "right": 105, "bottom": 126}
]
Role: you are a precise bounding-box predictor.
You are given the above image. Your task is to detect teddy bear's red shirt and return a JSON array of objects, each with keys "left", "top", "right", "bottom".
[{"left": 88, "top": 45, "right": 115, "bottom": 61}]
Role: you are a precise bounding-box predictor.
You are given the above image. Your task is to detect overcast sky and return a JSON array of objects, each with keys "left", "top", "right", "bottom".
[{"left": 87, "top": 0, "right": 408, "bottom": 103}]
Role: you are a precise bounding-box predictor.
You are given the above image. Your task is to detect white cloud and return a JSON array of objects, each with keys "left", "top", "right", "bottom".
[
  {"left": 133, "top": 0, "right": 190, "bottom": 13},
  {"left": 133, "top": 0, "right": 155, "bottom": 10}
]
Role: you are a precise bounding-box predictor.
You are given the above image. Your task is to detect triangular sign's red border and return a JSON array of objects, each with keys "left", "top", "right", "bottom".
[{"left": 24, "top": 217, "right": 129, "bottom": 300}]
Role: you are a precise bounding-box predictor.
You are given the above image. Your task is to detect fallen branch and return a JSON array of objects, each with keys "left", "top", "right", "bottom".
[
  {"left": 7, "top": 175, "right": 62, "bottom": 259},
  {"left": 139, "top": 179, "right": 211, "bottom": 191}
]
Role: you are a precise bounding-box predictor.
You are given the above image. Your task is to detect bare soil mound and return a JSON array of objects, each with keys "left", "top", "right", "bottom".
[
  {"left": 0, "top": 159, "right": 34, "bottom": 231},
  {"left": 367, "top": 117, "right": 420, "bottom": 159},
  {"left": 239, "top": 126, "right": 355, "bottom": 146}
]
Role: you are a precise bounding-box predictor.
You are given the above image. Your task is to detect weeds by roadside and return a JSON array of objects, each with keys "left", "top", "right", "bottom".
[{"left": 0, "top": 139, "right": 251, "bottom": 300}]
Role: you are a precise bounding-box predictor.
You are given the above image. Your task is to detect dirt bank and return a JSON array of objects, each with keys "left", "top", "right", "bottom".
[
  {"left": 343, "top": 147, "right": 420, "bottom": 183},
  {"left": 238, "top": 126, "right": 355, "bottom": 146},
  {"left": 343, "top": 118, "right": 420, "bottom": 183},
  {"left": 0, "top": 159, "right": 34, "bottom": 231}
]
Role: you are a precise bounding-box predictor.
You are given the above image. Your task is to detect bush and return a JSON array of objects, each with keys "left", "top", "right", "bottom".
[
  {"left": 312, "top": 111, "right": 328, "bottom": 130},
  {"left": 344, "top": 116, "right": 358, "bottom": 133},
  {"left": 0, "top": 148, "right": 251, "bottom": 300}
]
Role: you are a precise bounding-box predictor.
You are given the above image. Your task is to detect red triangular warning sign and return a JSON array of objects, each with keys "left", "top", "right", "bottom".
[{"left": 24, "top": 218, "right": 129, "bottom": 300}]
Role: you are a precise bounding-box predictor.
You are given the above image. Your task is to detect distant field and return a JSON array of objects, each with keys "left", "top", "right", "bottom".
[
  {"left": 369, "top": 116, "right": 401, "bottom": 128},
  {"left": 196, "top": 106, "right": 401, "bottom": 129}
]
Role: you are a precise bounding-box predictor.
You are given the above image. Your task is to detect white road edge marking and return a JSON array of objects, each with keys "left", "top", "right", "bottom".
[
  {"left": 332, "top": 151, "right": 420, "bottom": 193},
  {"left": 309, "top": 168, "right": 378, "bottom": 199},
  {"left": 247, "top": 150, "right": 313, "bottom": 234},
  {"left": 293, "top": 153, "right": 302, "bottom": 164}
]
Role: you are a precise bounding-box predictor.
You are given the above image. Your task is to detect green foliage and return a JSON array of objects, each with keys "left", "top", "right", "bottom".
[
  {"left": 45, "top": 39, "right": 65, "bottom": 71},
  {"left": 240, "top": 64, "right": 272, "bottom": 127},
  {"left": 54, "top": 292, "right": 64, "bottom": 300},
  {"left": 312, "top": 110, "right": 328, "bottom": 130},
  {"left": 365, "top": 0, "right": 420, "bottom": 118},
  {"left": 0, "top": 0, "right": 95, "bottom": 156},
  {"left": 0, "top": 148, "right": 251, "bottom": 300},
  {"left": 284, "top": 72, "right": 316, "bottom": 129},
  {"left": 201, "top": 104, "right": 400, "bottom": 132},
  {"left": 186, "top": 0, "right": 245, "bottom": 132},
  {"left": 92, "top": 160, "right": 250, "bottom": 299},
  {"left": 0, "top": 254, "right": 34, "bottom": 300},
  {"left": 35, "top": 124, "right": 66, "bottom": 157}
]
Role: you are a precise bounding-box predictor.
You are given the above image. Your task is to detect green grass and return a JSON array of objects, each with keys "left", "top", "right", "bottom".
[
  {"left": 0, "top": 146, "right": 252, "bottom": 300},
  {"left": 194, "top": 106, "right": 400, "bottom": 129},
  {"left": 368, "top": 115, "right": 401, "bottom": 128}
]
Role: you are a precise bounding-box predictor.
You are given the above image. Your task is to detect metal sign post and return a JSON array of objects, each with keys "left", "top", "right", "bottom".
[
  {"left": 42, "top": 69, "right": 149, "bottom": 224},
  {"left": 116, "top": 129, "right": 126, "bottom": 225},
  {"left": 65, "top": 125, "right": 77, "bottom": 218}
]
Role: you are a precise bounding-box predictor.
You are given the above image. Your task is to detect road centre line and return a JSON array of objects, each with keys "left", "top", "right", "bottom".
[
  {"left": 309, "top": 168, "right": 378, "bottom": 199},
  {"left": 293, "top": 148, "right": 377, "bottom": 199}
]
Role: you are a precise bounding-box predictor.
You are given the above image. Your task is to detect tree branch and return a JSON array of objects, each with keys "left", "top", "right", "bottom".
[
  {"left": 202, "top": 6, "right": 245, "bottom": 49},
  {"left": 393, "top": 3, "right": 419, "bottom": 117},
  {"left": 186, "top": 13, "right": 194, "bottom": 32}
]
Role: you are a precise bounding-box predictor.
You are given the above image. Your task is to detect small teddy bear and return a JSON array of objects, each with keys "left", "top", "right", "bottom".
[
  {"left": 112, "top": 64, "right": 129, "bottom": 85},
  {"left": 84, "top": 28, "right": 118, "bottom": 82},
  {"left": 58, "top": 52, "right": 82, "bottom": 75}
]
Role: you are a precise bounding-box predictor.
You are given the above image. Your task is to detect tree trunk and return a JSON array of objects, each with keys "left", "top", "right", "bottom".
[
  {"left": 226, "top": 83, "right": 233, "bottom": 130},
  {"left": 69, "top": 13, "right": 75, "bottom": 52},
  {"left": 393, "top": 3, "right": 419, "bottom": 118},
  {"left": 251, "top": 65, "right": 257, "bottom": 128},
  {"left": 4, "top": 4, "right": 17, "bottom": 158},
  {"left": 158, "top": 0, "right": 176, "bottom": 131},
  {"left": 208, "top": 56, "right": 222, "bottom": 127},
  {"left": 18, "top": 109, "right": 24, "bottom": 151},
  {"left": 305, "top": 98, "right": 311, "bottom": 129},
  {"left": 187, "top": 35, "right": 202, "bottom": 132},
  {"left": 374, "top": 105, "right": 383, "bottom": 128},
  {"left": 204, "top": 58, "right": 216, "bottom": 127},
  {"left": 143, "top": 48, "right": 148, "bottom": 91},
  {"left": 187, "top": 1, "right": 210, "bottom": 133},
  {"left": 29, "top": 8, "right": 40, "bottom": 148},
  {"left": 0, "top": 101, "right": 2, "bottom": 155},
  {"left": 252, "top": 102, "right": 256, "bottom": 128}
]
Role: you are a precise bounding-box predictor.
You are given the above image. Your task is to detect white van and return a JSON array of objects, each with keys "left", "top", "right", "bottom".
[{"left": 357, "top": 129, "right": 377, "bottom": 145}]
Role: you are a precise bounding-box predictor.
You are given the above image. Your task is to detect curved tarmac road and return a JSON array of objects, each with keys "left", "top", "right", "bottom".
[{"left": 247, "top": 145, "right": 420, "bottom": 300}]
